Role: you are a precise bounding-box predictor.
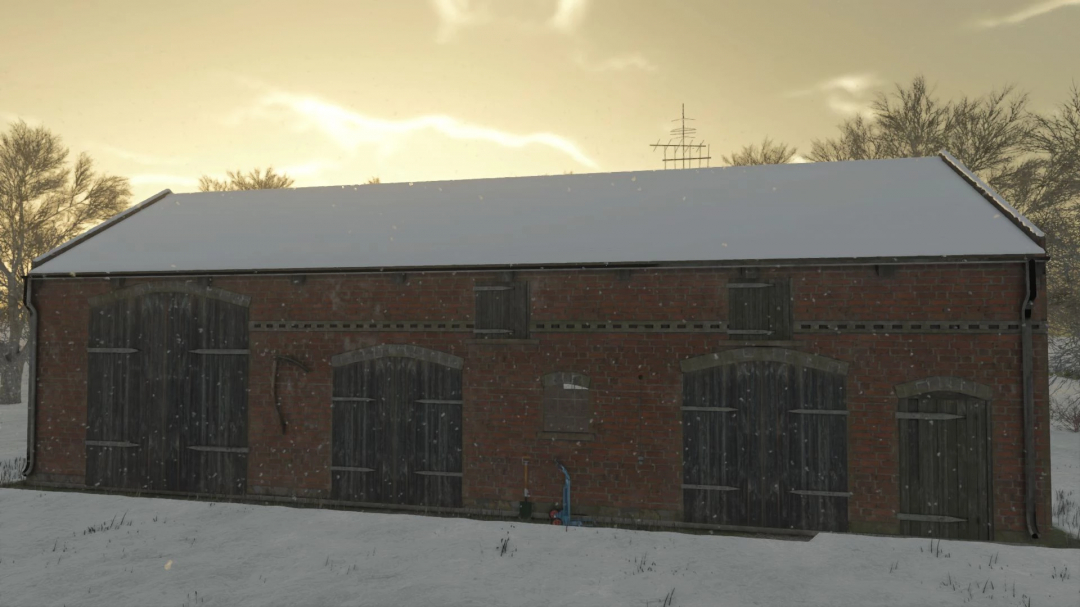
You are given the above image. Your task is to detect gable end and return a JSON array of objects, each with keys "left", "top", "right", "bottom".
[{"left": 937, "top": 151, "right": 1045, "bottom": 250}]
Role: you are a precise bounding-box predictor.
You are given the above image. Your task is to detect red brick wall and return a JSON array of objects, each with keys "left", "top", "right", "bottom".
[{"left": 29, "top": 262, "right": 1052, "bottom": 536}]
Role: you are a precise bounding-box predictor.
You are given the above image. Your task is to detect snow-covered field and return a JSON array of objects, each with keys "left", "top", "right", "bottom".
[
  {"left": 0, "top": 375, "right": 1077, "bottom": 606},
  {"left": 0, "top": 403, "right": 27, "bottom": 462},
  {"left": 0, "top": 403, "right": 27, "bottom": 484},
  {"left": 1051, "top": 428, "right": 1080, "bottom": 539},
  {"left": 0, "top": 371, "right": 29, "bottom": 482},
  {"left": 0, "top": 489, "right": 1077, "bottom": 607}
]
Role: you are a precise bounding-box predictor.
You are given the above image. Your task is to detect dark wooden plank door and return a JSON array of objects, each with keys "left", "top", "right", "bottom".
[
  {"left": 408, "top": 358, "right": 463, "bottom": 507},
  {"left": 683, "top": 359, "right": 848, "bottom": 531},
  {"left": 683, "top": 364, "right": 746, "bottom": 525},
  {"left": 86, "top": 297, "right": 144, "bottom": 490},
  {"left": 181, "top": 295, "right": 249, "bottom": 495},
  {"left": 784, "top": 367, "right": 849, "bottom": 531},
  {"left": 898, "top": 393, "right": 992, "bottom": 540},
  {"left": 331, "top": 358, "right": 386, "bottom": 502},
  {"left": 87, "top": 288, "right": 249, "bottom": 495},
  {"left": 332, "top": 354, "right": 462, "bottom": 507}
]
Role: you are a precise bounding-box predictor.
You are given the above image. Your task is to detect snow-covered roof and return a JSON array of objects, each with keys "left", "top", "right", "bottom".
[{"left": 31, "top": 154, "right": 1045, "bottom": 276}]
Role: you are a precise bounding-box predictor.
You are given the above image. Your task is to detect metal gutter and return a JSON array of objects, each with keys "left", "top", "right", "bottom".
[
  {"left": 1021, "top": 259, "right": 1040, "bottom": 539},
  {"left": 30, "top": 189, "right": 172, "bottom": 271},
  {"left": 937, "top": 151, "right": 1046, "bottom": 249},
  {"left": 21, "top": 276, "right": 37, "bottom": 477},
  {"left": 27, "top": 254, "right": 1043, "bottom": 280}
]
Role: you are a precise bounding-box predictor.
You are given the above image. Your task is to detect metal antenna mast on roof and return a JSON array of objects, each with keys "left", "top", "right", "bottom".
[{"left": 650, "top": 104, "right": 711, "bottom": 169}]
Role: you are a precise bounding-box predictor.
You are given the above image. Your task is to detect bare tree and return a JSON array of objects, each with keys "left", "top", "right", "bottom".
[
  {"left": 1050, "top": 317, "right": 1080, "bottom": 431},
  {"left": 0, "top": 121, "right": 130, "bottom": 403},
  {"left": 365, "top": 176, "right": 381, "bottom": 184},
  {"left": 808, "top": 76, "right": 1031, "bottom": 167},
  {"left": 198, "top": 167, "right": 294, "bottom": 191},
  {"left": 986, "top": 86, "right": 1080, "bottom": 336},
  {"left": 722, "top": 137, "right": 798, "bottom": 166},
  {"left": 810, "top": 76, "right": 1080, "bottom": 332}
]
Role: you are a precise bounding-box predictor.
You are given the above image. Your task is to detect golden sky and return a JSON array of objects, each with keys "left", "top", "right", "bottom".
[{"left": 2, "top": 0, "right": 1078, "bottom": 203}]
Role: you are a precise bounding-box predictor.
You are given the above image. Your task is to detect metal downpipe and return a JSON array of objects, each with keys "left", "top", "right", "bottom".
[
  {"left": 21, "top": 276, "right": 37, "bottom": 478},
  {"left": 1021, "top": 260, "right": 1039, "bottom": 539}
]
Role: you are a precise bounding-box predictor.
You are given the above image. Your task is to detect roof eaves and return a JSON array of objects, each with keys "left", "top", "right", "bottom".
[
  {"left": 30, "top": 189, "right": 173, "bottom": 273},
  {"left": 937, "top": 150, "right": 1046, "bottom": 249},
  {"left": 26, "top": 253, "right": 1038, "bottom": 279}
]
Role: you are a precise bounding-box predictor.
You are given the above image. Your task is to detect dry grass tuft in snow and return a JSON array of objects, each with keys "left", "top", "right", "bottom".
[{"left": 0, "top": 456, "right": 25, "bottom": 484}]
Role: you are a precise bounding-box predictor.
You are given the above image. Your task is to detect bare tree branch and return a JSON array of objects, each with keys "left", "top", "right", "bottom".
[
  {"left": 198, "top": 167, "right": 294, "bottom": 191},
  {"left": 721, "top": 137, "right": 798, "bottom": 166}
]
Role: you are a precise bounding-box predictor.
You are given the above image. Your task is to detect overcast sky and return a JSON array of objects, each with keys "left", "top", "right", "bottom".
[{"left": 1, "top": 0, "right": 1078, "bottom": 202}]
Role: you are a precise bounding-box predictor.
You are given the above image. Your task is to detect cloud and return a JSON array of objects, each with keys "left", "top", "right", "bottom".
[
  {"left": 786, "top": 73, "right": 881, "bottom": 98},
  {"left": 786, "top": 73, "right": 883, "bottom": 119},
  {"left": 431, "top": 0, "right": 591, "bottom": 41},
  {"left": 973, "top": 0, "right": 1080, "bottom": 28},
  {"left": 431, "top": 0, "right": 491, "bottom": 43},
  {"left": 228, "top": 87, "right": 598, "bottom": 168},
  {"left": 573, "top": 52, "right": 657, "bottom": 72},
  {"left": 550, "top": 0, "right": 591, "bottom": 32}
]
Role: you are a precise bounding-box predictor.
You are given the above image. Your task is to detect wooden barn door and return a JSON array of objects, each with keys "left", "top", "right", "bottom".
[
  {"left": 683, "top": 353, "right": 848, "bottom": 531},
  {"left": 785, "top": 366, "right": 849, "bottom": 531},
  {"left": 181, "top": 295, "right": 250, "bottom": 495},
  {"left": 86, "top": 285, "right": 249, "bottom": 495},
  {"left": 86, "top": 296, "right": 145, "bottom": 490},
  {"left": 332, "top": 350, "right": 462, "bottom": 507},
  {"left": 897, "top": 393, "right": 992, "bottom": 540}
]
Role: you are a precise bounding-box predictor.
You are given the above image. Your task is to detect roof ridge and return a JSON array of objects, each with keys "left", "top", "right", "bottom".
[
  {"left": 936, "top": 151, "right": 1045, "bottom": 248},
  {"left": 30, "top": 189, "right": 173, "bottom": 271},
  {"left": 165, "top": 156, "right": 933, "bottom": 196}
]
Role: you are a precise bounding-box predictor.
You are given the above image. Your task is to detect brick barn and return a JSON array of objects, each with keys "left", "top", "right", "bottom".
[{"left": 22, "top": 152, "right": 1052, "bottom": 542}]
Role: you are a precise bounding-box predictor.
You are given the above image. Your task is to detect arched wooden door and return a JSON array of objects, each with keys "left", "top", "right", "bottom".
[
  {"left": 330, "top": 345, "right": 463, "bottom": 507},
  {"left": 681, "top": 348, "right": 850, "bottom": 531},
  {"left": 895, "top": 378, "right": 994, "bottom": 540},
  {"left": 85, "top": 283, "right": 250, "bottom": 495}
]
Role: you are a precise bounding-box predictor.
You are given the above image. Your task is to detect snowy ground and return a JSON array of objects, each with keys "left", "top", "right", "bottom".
[
  {"left": 0, "top": 371, "right": 28, "bottom": 482},
  {"left": 0, "top": 374, "right": 1077, "bottom": 606},
  {"left": 1051, "top": 429, "right": 1080, "bottom": 539},
  {"left": 0, "top": 490, "right": 1077, "bottom": 607}
]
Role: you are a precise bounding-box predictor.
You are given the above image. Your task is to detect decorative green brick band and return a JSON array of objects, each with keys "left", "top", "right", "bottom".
[
  {"left": 532, "top": 320, "right": 727, "bottom": 333},
  {"left": 251, "top": 318, "right": 1045, "bottom": 336},
  {"left": 251, "top": 320, "right": 473, "bottom": 332},
  {"left": 795, "top": 320, "right": 1045, "bottom": 334}
]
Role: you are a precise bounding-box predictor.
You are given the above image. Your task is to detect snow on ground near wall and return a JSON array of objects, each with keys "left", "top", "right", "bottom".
[
  {"left": 0, "top": 367, "right": 29, "bottom": 460},
  {"left": 1049, "top": 365, "right": 1080, "bottom": 537},
  {"left": 1051, "top": 429, "right": 1080, "bottom": 538},
  {"left": 0, "top": 490, "right": 1077, "bottom": 607},
  {"left": 0, "top": 404, "right": 27, "bottom": 462}
]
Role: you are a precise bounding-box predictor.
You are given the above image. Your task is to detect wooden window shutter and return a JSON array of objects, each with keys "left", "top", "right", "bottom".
[
  {"left": 541, "top": 372, "right": 591, "bottom": 433},
  {"left": 727, "top": 278, "right": 792, "bottom": 340},
  {"left": 474, "top": 282, "right": 529, "bottom": 339}
]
